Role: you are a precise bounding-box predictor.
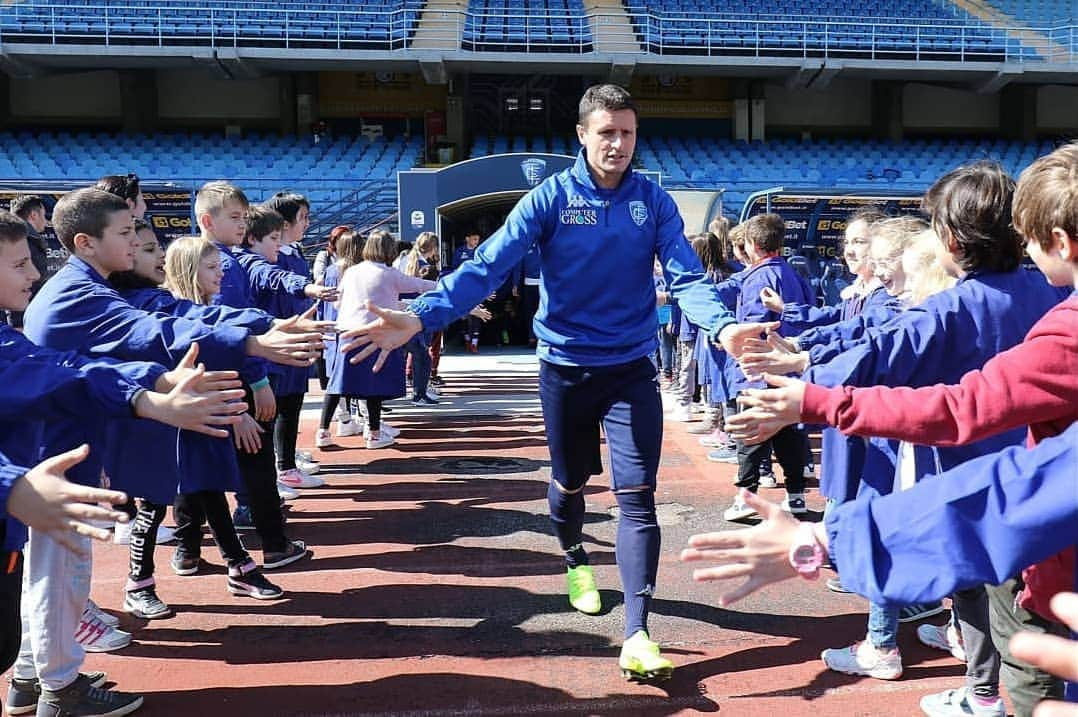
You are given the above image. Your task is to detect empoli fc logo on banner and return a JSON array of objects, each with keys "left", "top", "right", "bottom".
[{"left": 520, "top": 158, "right": 547, "bottom": 188}]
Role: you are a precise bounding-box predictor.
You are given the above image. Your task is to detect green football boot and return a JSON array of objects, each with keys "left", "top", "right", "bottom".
[
  {"left": 566, "top": 565, "right": 601, "bottom": 615},
  {"left": 619, "top": 630, "right": 674, "bottom": 682}
]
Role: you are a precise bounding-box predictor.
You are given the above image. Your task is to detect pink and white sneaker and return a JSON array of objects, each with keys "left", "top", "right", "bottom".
[
  {"left": 75, "top": 608, "right": 132, "bottom": 653},
  {"left": 277, "top": 468, "right": 324, "bottom": 489}
]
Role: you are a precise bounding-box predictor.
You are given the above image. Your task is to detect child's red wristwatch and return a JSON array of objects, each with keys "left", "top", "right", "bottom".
[{"left": 789, "top": 522, "right": 824, "bottom": 580}]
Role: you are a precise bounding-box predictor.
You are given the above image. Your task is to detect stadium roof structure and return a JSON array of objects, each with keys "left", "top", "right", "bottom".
[{"left": 0, "top": 2, "right": 1075, "bottom": 88}]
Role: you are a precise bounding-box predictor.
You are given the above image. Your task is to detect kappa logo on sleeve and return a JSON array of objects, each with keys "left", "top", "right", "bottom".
[{"left": 629, "top": 201, "right": 648, "bottom": 227}]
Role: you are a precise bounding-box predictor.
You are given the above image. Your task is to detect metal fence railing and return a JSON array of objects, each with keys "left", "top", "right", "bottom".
[{"left": 0, "top": 2, "right": 1074, "bottom": 63}]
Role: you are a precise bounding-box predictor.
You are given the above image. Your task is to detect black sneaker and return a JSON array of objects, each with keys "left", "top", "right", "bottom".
[
  {"left": 429, "top": 375, "right": 445, "bottom": 387},
  {"left": 898, "top": 602, "right": 947, "bottom": 623},
  {"left": 7, "top": 673, "right": 108, "bottom": 716},
  {"left": 37, "top": 674, "right": 142, "bottom": 717},
  {"left": 263, "top": 539, "right": 310, "bottom": 570},
  {"left": 123, "top": 587, "right": 173, "bottom": 620},
  {"left": 170, "top": 552, "right": 201, "bottom": 576},
  {"left": 227, "top": 560, "right": 284, "bottom": 600}
]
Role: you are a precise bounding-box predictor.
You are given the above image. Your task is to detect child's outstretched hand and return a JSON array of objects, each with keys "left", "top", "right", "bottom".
[
  {"left": 304, "top": 283, "right": 339, "bottom": 303},
  {"left": 725, "top": 374, "right": 807, "bottom": 445},
  {"left": 6, "top": 445, "right": 130, "bottom": 553},
  {"left": 136, "top": 360, "right": 248, "bottom": 438},
  {"left": 680, "top": 489, "right": 810, "bottom": 606},
  {"left": 251, "top": 381, "right": 277, "bottom": 422},
  {"left": 232, "top": 413, "right": 264, "bottom": 454},
  {"left": 737, "top": 333, "right": 810, "bottom": 380},
  {"left": 279, "top": 304, "right": 337, "bottom": 336},
  {"left": 760, "top": 287, "right": 785, "bottom": 313},
  {"left": 158, "top": 343, "right": 243, "bottom": 394},
  {"left": 249, "top": 316, "right": 324, "bottom": 367}
]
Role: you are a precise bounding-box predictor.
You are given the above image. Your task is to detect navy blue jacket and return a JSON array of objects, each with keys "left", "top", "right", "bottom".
[
  {"left": 23, "top": 257, "right": 251, "bottom": 488},
  {"left": 806, "top": 267, "right": 1068, "bottom": 479},
  {"left": 0, "top": 324, "right": 164, "bottom": 548}
]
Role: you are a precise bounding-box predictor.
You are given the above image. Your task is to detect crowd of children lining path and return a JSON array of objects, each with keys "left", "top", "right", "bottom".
[{"left": 0, "top": 83, "right": 1075, "bottom": 717}]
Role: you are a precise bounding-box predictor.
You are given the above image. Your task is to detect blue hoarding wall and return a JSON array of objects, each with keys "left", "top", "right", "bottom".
[
  {"left": 398, "top": 153, "right": 578, "bottom": 244},
  {"left": 741, "top": 193, "right": 925, "bottom": 279}
]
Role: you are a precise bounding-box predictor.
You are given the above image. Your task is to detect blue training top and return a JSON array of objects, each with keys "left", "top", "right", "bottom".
[{"left": 409, "top": 149, "right": 735, "bottom": 367}]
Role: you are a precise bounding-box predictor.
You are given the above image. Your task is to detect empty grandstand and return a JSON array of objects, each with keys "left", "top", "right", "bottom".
[{"left": 0, "top": 0, "right": 1073, "bottom": 249}]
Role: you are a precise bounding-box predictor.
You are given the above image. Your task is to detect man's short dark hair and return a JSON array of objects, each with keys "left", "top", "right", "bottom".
[
  {"left": 0, "top": 209, "right": 30, "bottom": 244},
  {"left": 244, "top": 205, "right": 285, "bottom": 246},
  {"left": 9, "top": 195, "right": 44, "bottom": 220},
  {"left": 578, "top": 84, "right": 637, "bottom": 125},
  {"left": 922, "top": 160, "right": 1022, "bottom": 273},
  {"left": 52, "top": 188, "right": 130, "bottom": 253},
  {"left": 95, "top": 173, "right": 141, "bottom": 203},
  {"left": 264, "top": 191, "right": 310, "bottom": 225},
  {"left": 743, "top": 213, "right": 786, "bottom": 253}
]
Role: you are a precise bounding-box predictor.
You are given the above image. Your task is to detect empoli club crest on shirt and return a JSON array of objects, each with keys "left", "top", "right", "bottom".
[
  {"left": 630, "top": 201, "right": 648, "bottom": 227},
  {"left": 520, "top": 158, "right": 547, "bottom": 188}
]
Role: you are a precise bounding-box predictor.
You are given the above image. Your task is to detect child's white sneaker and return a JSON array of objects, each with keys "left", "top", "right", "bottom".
[
  {"left": 335, "top": 418, "right": 363, "bottom": 438},
  {"left": 821, "top": 638, "right": 903, "bottom": 680}
]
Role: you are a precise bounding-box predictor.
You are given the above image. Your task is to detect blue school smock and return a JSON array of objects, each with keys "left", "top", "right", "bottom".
[
  {"left": 694, "top": 270, "right": 745, "bottom": 404},
  {"left": 0, "top": 325, "right": 164, "bottom": 549},
  {"left": 729, "top": 256, "right": 815, "bottom": 394},
  {"left": 271, "top": 244, "right": 316, "bottom": 397},
  {"left": 237, "top": 248, "right": 312, "bottom": 396},
  {"left": 22, "top": 257, "right": 251, "bottom": 489},
  {"left": 408, "top": 149, "right": 736, "bottom": 368},
  {"left": 102, "top": 286, "right": 265, "bottom": 502},
  {"left": 806, "top": 267, "right": 1069, "bottom": 482},
  {"left": 794, "top": 286, "right": 903, "bottom": 349},
  {"left": 0, "top": 451, "right": 30, "bottom": 551},
  {"left": 826, "top": 421, "right": 1078, "bottom": 608},
  {"left": 328, "top": 347, "right": 405, "bottom": 399},
  {"left": 318, "top": 263, "right": 342, "bottom": 382},
  {"left": 123, "top": 287, "right": 275, "bottom": 335},
  {"left": 801, "top": 296, "right": 906, "bottom": 503}
]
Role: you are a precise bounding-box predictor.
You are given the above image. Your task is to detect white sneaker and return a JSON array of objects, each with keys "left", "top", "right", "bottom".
[
  {"left": 380, "top": 422, "right": 400, "bottom": 439},
  {"left": 276, "top": 482, "right": 300, "bottom": 501},
  {"left": 335, "top": 419, "right": 363, "bottom": 438},
  {"left": 365, "top": 432, "right": 395, "bottom": 449},
  {"left": 75, "top": 610, "right": 132, "bottom": 653},
  {"left": 821, "top": 639, "right": 903, "bottom": 680},
  {"left": 919, "top": 687, "right": 1005, "bottom": 717},
  {"left": 86, "top": 599, "right": 120, "bottom": 627},
  {"left": 667, "top": 405, "right": 693, "bottom": 422},
  {"left": 296, "top": 449, "right": 315, "bottom": 463},
  {"left": 277, "top": 468, "right": 324, "bottom": 489},
  {"left": 334, "top": 404, "right": 351, "bottom": 423},
  {"left": 917, "top": 621, "right": 967, "bottom": 662},
  {"left": 723, "top": 498, "right": 758, "bottom": 522},
  {"left": 296, "top": 457, "right": 320, "bottom": 475},
  {"left": 315, "top": 428, "right": 335, "bottom": 449}
]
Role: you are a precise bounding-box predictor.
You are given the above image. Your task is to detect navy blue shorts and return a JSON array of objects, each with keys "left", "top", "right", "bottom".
[{"left": 538, "top": 356, "right": 662, "bottom": 493}]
